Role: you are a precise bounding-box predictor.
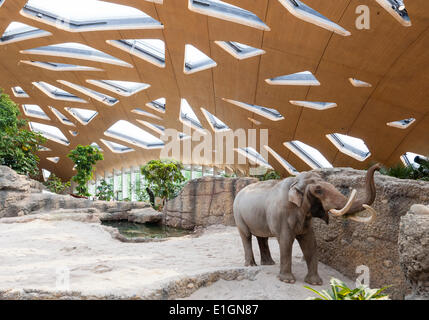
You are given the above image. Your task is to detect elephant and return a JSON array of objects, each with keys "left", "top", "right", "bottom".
[{"left": 233, "top": 163, "right": 381, "bottom": 285}]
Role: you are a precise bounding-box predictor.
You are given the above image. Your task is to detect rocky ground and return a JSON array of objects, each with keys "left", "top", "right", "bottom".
[{"left": 0, "top": 213, "right": 353, "bottom": 300}]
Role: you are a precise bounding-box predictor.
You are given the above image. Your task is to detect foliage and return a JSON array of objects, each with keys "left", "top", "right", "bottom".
[
  {"left": 95, "top": 179, "right": 114, "bottom": 201},
  {"left": 256, "top": 170, "right": 282, "bottom": 181},
  {"left": 305, "top": 278, "right": 390, "bottom": 300},
  {"left": 67, "top": 145, "right": 104, "bottom": 197},
  {"left": 0, "top": 89, "right": 46, "bottom": 177},
  {"left": 43, "top": 173, "right": 71, "bottom": 194},
  {"left": 140, "top": 159, "right": 186, "bottom": 207},
  {"left": 380, "top": 157, "right": 429, "bottom": 182}
]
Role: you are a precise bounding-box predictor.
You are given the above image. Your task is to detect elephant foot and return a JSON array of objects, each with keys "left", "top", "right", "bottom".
[
  {"left": 245, "top": 259, "right": 257, "bottom": 267},
  {"left": 305, "top": 274, "right": 323, "bottom": 286},
  {"left": 278, "top": 273, "right": 296, "bottom": 284},
  {"left": 261, "top": 257, "right": 275, "bottom": 265}
]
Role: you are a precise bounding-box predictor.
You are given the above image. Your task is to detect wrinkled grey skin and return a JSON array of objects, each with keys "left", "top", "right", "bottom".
[{"left": 233, "top": 166, "right": 379, "bottom": 285}]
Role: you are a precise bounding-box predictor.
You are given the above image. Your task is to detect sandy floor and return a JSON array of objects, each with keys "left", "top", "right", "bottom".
[{"left": 0, "top": 213, "right": 353, "bottom": 299}]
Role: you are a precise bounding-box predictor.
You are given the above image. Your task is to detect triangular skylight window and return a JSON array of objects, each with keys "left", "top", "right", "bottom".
[
  {"left": 374, "top": 0, "right": 411, "bottom": 27},
  {"left": 12, "top": 86, "right": 29, "bottom": 98},
  {"left": 29, "top": 122, "right": 70, "bottom": 145},
  {"left": 0, "top": 21, "right": 51, "bottom": 45},
  {"left": 289, "top": 101, "right": 337, "bottom": 111},
  {"left": 69, "top": 130, "right": 78, "bottom": 137},
  {"left": 107, "top": 39, "right": 165, "bottom": 68},
  {"left": 214, "top": 41, "right": 265, "bottom": 60},
  {"left": 131, "top": 109, "right": 163, "bottom": 120},
  {"left": 401, "top": 152, "right": 427, "bottom": 169},
  {"left": 49, "top": 106, "right": 75, "bottom": 126},
  {"left": 266, "top": 71, "right": 320, "bottom": 86},
  {"left": 349, "top": 78, "right": 372, "bottom": 88},
  {"left": 184, "top": 44, "right": 217, "bottom": 74},
  {"left": 201, "top": 108, "right": 230, "bottom": 132},
  {"left": 42, "top": 168, "right": 51, "bottom": 181},
  {"left": 223, "top": 98, "right": 284, "bottom": 121},
  {"left": 22, "top": 104, "right": 50, "bottom": 120},
  {"left": 21, "top": 0, "right": 163, "bottom": 32},
  {"left": 38, "top": 145, "right": 51, "bottom": 152},
  {"left": 104, "top": 120, "right": 164, "bottom": 150},
  {"left": 235, "top": 147, "right": 273, "bottom": 169},
  {"left": 21, "top": 60, "right": 103, "bottom": 72},
  {"left": 137, "top": 120, "right": 190, "bottom": 140},
  {"left": 21, "top": 43, "right": 133, "bottom": 68},
  {"left": 180, "top": 99, "right": 205, "bottom": 133},
  {"left": 264, "top": 145, "right": 299, "bottom": 176},
  {"left": 58, "top": 80, "right": 118, "bottom": 106},
  {"left": 326, "top": 133, "right": 371, "bottom": 162},
  {"left": 387, "top": 118, "right": 416, "bottom": 129},
  {"left": 86, "top": 80, "right": 150, "bottom": 97},
  {"left": 32, "top": 81, "right": 87, "bottom": 103},
  {"left": 100, "top": 138, "right": 134, "bottom": 153},
  {"left": 284, "top": 140, "right": 332, "bottom": 169},
  {"left": 90, "top": 142, "right": 103, "bottom": 151},
  {"left": 278, "top": 0, "right": 351, "bottom": 36},
  {"left": 188, "top": 0, "right": 270, "bottom": 31},
  {"left": 146, "top": 98, "right": 166, "bottom": 113},
  {"left": 65, "top": 108, "right": 98, "bottom": 125},
  {"left": 46, "top": 157, "right": 60, "bottom": 164}
]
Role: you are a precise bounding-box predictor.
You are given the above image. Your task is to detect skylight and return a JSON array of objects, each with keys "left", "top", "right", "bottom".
[
  {"left": 42, "top": 169, "right": 51, "bottom": 181},
  {"left": 264, "top": 145, "right": 299, "bottom": 175},
  {"left": 289, "top": 101, "right": 337, "bottom": 111},
  {"left": 0, "top": 21, "right": 51, "bottom": 45},
  {"left": 235, "top": 147, "right": 273, "bottom": 169},
  {"left": 266, "top": 71, "right": 320, "bottom": 86},
  {"left": 49, "top": 106, "right": 75, "bottom": 126},
  {"left": 284, "top": 140, "right": 333, "bottom": 169},
  {"left": 349, "top": 78, "right": 372, "bottom": 88},
  {"left": 69, "top": 130, "right": 78, "bottom": 136},
  {"left": 131, "top": 109, "right": 163, "bottom": 120},
  {"left": 180, "top": 99, "right": 205, "bottom": 133},
  {"left": 29, "top": 122, "right": 70, "bottom": 145},
  {"left": 137, "top": 120, "right": 190, "bottom": 140},
  {"left": 58, "top": 80, "right": 118, "bottom": 106},
  {"left": 100, "top": 138, "right": 134, "bottom": 153},
  {"left": 38, "top": 145, "right": 51, "bottom": 152},
  {"left": 401, "top": 152, "right": 427, "bottom": 168},
  {"left": 86, "top": 80, "right": 150, "bottom": 97},
  {"left": 46, "top": 157, "right": 60, "bottom": 164},
  {"left": 21, "top": 60, "right": 103, "bottom": 72},
  {"left": 12, "top": 86, "right": 29, "bottom": 98},
  {"left": 223, "top": 98, "right": 284, "bottom": 121},
  {"left": 214, "top": 41, "right": 265, "bottom": 60},
  {"left": 22, "top": 104, "right": 50, "bottom": 120},
  {"left": 146, "top": 98, "right": 166, "bottom": 113},
  {"left": 188, "top": 0, "right": 270, "bottom": 31},
  {"left": 326, "top": 133, "right": 371, "bottom": 161},
  {"left": 21, "top": 0, "right": 163, "bottom": 32},
  {"left": 107, "top": 39, "right": 165, "bottom": 68},
  {"left": 104, "top": 120, "right": 164, "bottom": 149},
  {"left": 387, "top": 118, "right": 416, "bottom": 129},
  {"left": 184, "top": 44, "right": 217, "bottom": 74},
  {"left": 374, "top": 0, "right": 411, "bottom": 27},
  {"left": 90, "top": 142, "right": 103, "bottom": 151},
  {"left": 278, "top": 0, "right": 351, "bottom": 36},
  {"left": 65, "top": 107, "right": 98, "bottom": 125},
  {"left": 201, "top": 108, "right": 230, "bottom": 132},
  {"left": 32, "top": 81, "right": 87, "bottom": 103},
  {"left": 21, "top": 42, "right": 133, "bottom": 68}
]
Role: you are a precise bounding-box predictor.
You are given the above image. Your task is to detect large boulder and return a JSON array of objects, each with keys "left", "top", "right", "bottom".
[
  {"left": 312, "top": 168, "right": 429, "bottom": 300},
  {"left": 399, "top": 204, "right": 429, "bottom": 300},
  {"left": 163, "top": 176, "right": 258, "bottom": 229}
]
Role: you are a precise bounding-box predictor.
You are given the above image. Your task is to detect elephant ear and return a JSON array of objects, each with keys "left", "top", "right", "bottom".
[{"left": 288, "top": 181, "right": 304, "bottom": 207}]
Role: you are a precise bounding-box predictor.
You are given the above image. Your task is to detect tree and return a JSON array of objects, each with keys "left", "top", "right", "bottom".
[
  {"left": 67, "top": 144, "right": 104, "bottom": 197},
  {"left": 0, "top": 89, "right": 46, "bottom": 177},
  {"left": 140, "top": 159, "right": 186, "bottom": 208},
  {"left": 43, "top": 173, "right": 71, "bottom": 194},
  {"left": 95, "top": 179, "right": 114, "bottom": 201}
]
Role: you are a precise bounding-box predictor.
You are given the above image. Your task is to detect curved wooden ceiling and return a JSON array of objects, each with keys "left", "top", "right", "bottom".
[{"left": 0, "top": 0, "right": 428, "bottom": 179}]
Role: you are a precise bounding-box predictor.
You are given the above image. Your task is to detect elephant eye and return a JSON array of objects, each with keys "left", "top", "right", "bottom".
[{"left": 314, "top": 186, "right": 323, "bottom": 194}]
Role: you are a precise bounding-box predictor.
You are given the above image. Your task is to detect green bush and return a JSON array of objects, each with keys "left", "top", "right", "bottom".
[
  {"left": 0, "top": 89, "right": 46, "bottom": 177},
  {"left": 256, "top": 170, "right": 282, "bottom": 181},
  {"left": 67, "top": 145, "right": 104, "bottom": 197},
  {"left": 305, "top": 278, "right": 390, "bottom": 300},
  {"left": 380, "top": 157, "right": 429, "bottom": 182},
  {"left": 95, "top": 179, "right": 114, "bottom": 201},
  {"left": 43, "top": 173, "right": 71, "bottom": 194}
]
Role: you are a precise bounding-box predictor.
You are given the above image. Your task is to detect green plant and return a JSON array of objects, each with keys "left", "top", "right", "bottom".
[
  {"left": 0, "top": 89, "right": 46, "bottom": 176},
  {"left": 67, "top": 144, "right": 104, "bottom": 197},
  {"left": 380, "top": 157, "right": 429, "bottom": 182},
  {"left": 256, "top": 170, "right": 282, "bottom": 181},
  {"left": 140, "top": 159, "right": 186, "bottom": 208},
  {"left": 95, "top": 179, "right": 114, "bottom": 201},
  {"left": 305, "top": 278, "right": 390, "bottom": 300},
  {"left": 43, "top": 173, "right": 71, "bottom": 194}
]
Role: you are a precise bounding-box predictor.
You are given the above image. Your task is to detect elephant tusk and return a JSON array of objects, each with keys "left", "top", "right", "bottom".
[
  {"left": 329, "top": 189, "right": 357, "bottom": 217},
  {"left": 347, "top": 204, "right": 377, "bottom": 223}
]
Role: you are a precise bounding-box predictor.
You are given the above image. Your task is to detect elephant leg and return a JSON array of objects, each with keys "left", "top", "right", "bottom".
[
  {"left": 296, "top": 230, "right": 323, "bottom": 286},
  {"left": 278, "top": 234, "right": 295, "bottom": 283},
  {"left": 257, "top": 237, "right": 275, "bottom": 265},
  {"left": 238, "top": 229, "right": 257, "bottom": 267}
]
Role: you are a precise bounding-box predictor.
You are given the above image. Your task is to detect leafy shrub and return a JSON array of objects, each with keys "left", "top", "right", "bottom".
[
  {"left": 67, "top": 145, "right": 104, "bottom": 197},
  {"left": 43, "top": 173, "right": 71, "bottom": 194},
  {"left": 257, "top": 170, "right": 282, "bottom": 181},
  {"left": 95, "top": 179, "right": 114, "bottom": 201},
  {"left": 380, "top": 157, "right": 429, "bottom": 182},
  {"left": 305, "top": 278, "right": 390, "bottom": 300},
  {"left": 0, "top": 89, "right": 46, "bottom": 177}
]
